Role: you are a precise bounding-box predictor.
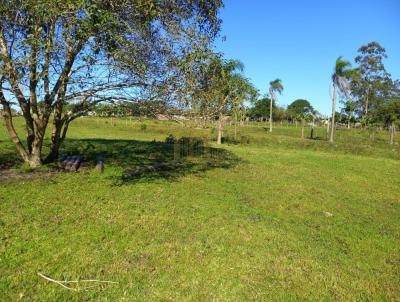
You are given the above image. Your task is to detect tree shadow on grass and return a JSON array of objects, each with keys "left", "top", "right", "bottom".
[
  {"left": 62, "top": 138, "right": 241, "bottom": 184},
  {"left": 0, "top": 140, "right": 23, "bottom": 169}
]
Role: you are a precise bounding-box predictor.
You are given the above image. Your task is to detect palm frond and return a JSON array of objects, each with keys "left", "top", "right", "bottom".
[
  {"left": 332, "top": 57, "right": 358, "bottom": 100},
  {"left": 269, "top": 78, "right": 284, "bottom": 95},
  {"left": 334, "top": 56, "right": 352, "bottom": 77}
]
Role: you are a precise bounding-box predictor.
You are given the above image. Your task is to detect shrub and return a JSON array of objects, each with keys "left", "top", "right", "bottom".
[
  {"left": 165, "top": 134, "right": 176, "bottom": 144},
  {"left": 240, "top": 135, "right": 251, "bottom": 144}
]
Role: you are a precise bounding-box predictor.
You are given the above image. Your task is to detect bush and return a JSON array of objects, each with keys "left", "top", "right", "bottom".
[
  {"left": 240, "top": 135, "right": 251, "bottom": 144},
  {"left": 165, "top": 134, "right": 176, "bottom": 144},
  {"left": 140, "top": 124, "right": 147, "bottom": 131}
]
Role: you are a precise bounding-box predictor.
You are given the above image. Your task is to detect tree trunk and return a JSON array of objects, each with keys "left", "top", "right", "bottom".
[
  {"left": 326, "top": 119, "right": 330, "bottom": 140},
  {"left": 45, "top": 117, "right": 72, "bottom": 163},
  {"left": 2, "top": 113, "right": 47, "bottom": 167},
  {"left": 1, "top": 91, "right": 50, "bottom": 167},
  {"left": 45, "top": 124, "right": 63, "bottom": 163},
  {"left": 0, "top": 98, "right": 30, "bottom": 162},
  {"left": 364, "top": 87, "right": 369, "bottom": 117},
  {"left": 26, "top": 124, "right": 35, "bottom": 154},
  {"left": 217, "top": 112, "right": 224, "bottom": 144},
  {"left": 310, "top": 118, "right": 315, "bottom": 139},
  {"left": 0, "top": 35, "right": 83, "bottom": 167},
  {"left": 301, "top": 119, "right": 304, "bottom": 139},
  {"left": 389, "top": 123, "right": 395, "bottom": 145},
  {"left": 269, "top": 98, "right": 273, "bottom": 132},
  {"left": 234, "top": 118, "right": 237, "bottom": 141},
  {"left": 329, "top": 84, "right": 338, "bottom": 143},
  {"left": 27, "top": 152, "right": 42, "bottom": 167},
  {"left": 45, "top": 100, "right": 64, "bottom": 163},
  {"left": 28, "top": 123, "right": 47, "bottom": 167}
]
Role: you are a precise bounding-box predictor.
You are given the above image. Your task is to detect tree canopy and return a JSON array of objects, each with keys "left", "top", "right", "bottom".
[
  {"left": 0, "top": 0, "right": 222, "bottom": 166},
  {"left": 350, "top": 42, "right": 392, "bottom": 118},
  {"left": 287, "top": 99, "right": 313, "bottom": 116}
]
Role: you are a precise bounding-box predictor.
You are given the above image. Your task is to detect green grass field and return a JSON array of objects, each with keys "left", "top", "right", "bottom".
[{"left": 1, "top": 117, "right": 400, "bottom": 301}]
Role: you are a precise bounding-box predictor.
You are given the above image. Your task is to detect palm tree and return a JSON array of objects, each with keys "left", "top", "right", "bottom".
[
  {"left": 268, "top": 79, "right": 284, "bottom": 132},
  {"left": 330, "top": 57, "right": 357, "bottom": 143}
]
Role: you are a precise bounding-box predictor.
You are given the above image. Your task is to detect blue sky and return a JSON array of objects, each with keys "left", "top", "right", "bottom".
[{"left": 214, "top": 0, "right": 400, "bottom": 115}]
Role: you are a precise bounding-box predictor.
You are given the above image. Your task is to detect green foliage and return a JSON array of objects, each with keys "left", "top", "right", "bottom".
[
  {"left": 333, "top": 57, "right": 358, "bottom": 87},
  {"left": 331, "top": 57, "right": 358, "bottom": 142},
  {"left": 269, "top": 79, "right": 284, "bottom": 95},
  {"left": 335, "top": 111, "right": 348, "bottom": 124},
  {"left": 248, "top": 98, "right": 292, "bottom": 121},
  {"left": 351, "top": 41, "right": 392, "bottom": 118},
  {"left": 139, "top": 123, "right": 147, "bottom": 131},
  {"left": 287, "top": 99, "right": 313, "bottom": 116},
  {"left": 0, "top": 0, "right": 223, "bottom": 165},
  {"left": 185, "top": 52, "right": 258, "bottom": 122},
  {"left": 94, "top": 101, "right": 171, "bottom": 117},
  {"left": 165, "top": 134, "right": 176, "bottom": 144},
  {"left": 374, "top": 99, "right": 400, "bottom": 126},
  {"left": 249, "top": 98, "right": 273, "bottom": 118},
  {"left": 248, "top": 98, "right": 286, "bottom": 121},
  {"left": 240, "top": 135, "right": 251, "bottom": 144},
  {"left": 341, "top": 100, "right": 358, "bottom": 123},
  {"left": 268, "top": 79, "right": 284, "bottom": 106}
]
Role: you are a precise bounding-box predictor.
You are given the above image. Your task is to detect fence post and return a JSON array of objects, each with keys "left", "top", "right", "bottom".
[{"left": 174, "top": 140, "right": 181, "bottom": 162}]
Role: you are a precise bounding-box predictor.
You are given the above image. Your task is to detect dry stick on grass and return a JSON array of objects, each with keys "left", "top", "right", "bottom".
[{"left": 37, "top": 273, "right": 118, "bottom": 291}]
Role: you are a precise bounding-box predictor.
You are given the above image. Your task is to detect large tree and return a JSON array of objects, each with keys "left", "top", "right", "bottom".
[
  {"left": 372, "top": 80, "right": 400, "bottom": 144},
  {"left": 268, "top": 79, "right": 283, "bottom": 132},
  {"left": 287, "top": 99, "right": 312, "bottom": 116},
  {"left": 248, "top": 97, "right": 287, "bottom": 122},
  {"left": 249, "top": 98, "right": 275, "bottom": 120},
  {"left": 186, "top": 53, "right": 256, "bottom": 144},
  {"left": 0, "top": 0, "right": 222, "bottom": 167},
  {"left": 351, "top": 42, "right": 392, "bottom": 120},
  {"left": 376, "top": 99, "right": 400, "bottom": 144}
]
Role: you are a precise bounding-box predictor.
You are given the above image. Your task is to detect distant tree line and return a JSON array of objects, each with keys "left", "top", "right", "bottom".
[
  {"left": 327, "top": 42, "right": 399, "bottom": 143},
  {"left": 92, "top": 101, "right": 180, "bottom": 118},
  {"left": 1, "top": 0, "right": 398, "bottom": 169}
]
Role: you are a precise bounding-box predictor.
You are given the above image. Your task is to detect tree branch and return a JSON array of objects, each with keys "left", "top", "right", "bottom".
[{"left": 0, "top": 88, "right": 29, "bottom": 161}]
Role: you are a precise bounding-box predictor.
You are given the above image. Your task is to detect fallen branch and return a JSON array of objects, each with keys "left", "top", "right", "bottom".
[{"left": 37, "top": 272, "right": 118, "bottom": 291}]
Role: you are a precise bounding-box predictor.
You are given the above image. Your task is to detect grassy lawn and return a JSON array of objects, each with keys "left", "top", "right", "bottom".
[{"left": 1, "top": 118, "right": 399, "bottom": 301}]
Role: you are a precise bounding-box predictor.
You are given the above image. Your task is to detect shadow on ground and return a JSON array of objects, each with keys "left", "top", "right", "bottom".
[
  {"left": 62, "top": 138, "right": 241, "bottom": 184},
  {"left": 0, "top": 140, "right": 22, "bottom": 169}
]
